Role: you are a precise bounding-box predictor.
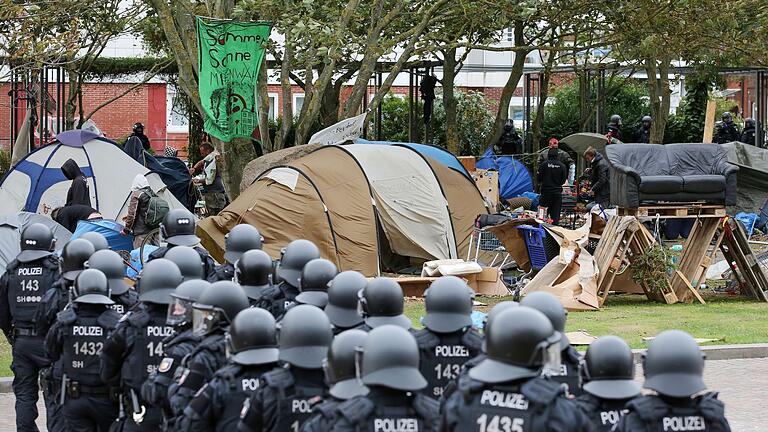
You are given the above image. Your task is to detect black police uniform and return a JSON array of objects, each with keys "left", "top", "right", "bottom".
[
  {"left": 253, "top": 280, "right": 297, "bottom": 319},
  {"left": 0, "top": 255, "right": 60, "bottom": 432},
  {"left": 148, "top": 246, "right": 216, "bottom": 281},
  {"left": 238, "top": 366, "right": 327, "bottom": 432},
  {"left": 36, "top": 276, "right": 73, "bottom": 340},
  {"left": 741, "top": 124, "right": 756, "bottom": 146},
  {"left": 714, "top": 122, "right": 740, "bottom": 144},
  {"left": 301, "top": 398, "right": 344, "bottom": 432},
  {"left": 575, "top": 393, "right": 634, "bottom": 432},
  {"left": 109, "top": 289, "right": 140, "bottom": 315},
  {"left": 167, "top": 331, "right": 228, "bottom": 419},
  {"left": 46, "top": 304, "right": 121, "bottom": 431},
  {"left": 441, "top": 374, "right": 589, "bottom": 432},
  {"left": 414, "top": 328, "right": 482, "bottom": 400},
  {"left": 637, "top": 126, "right": 651, "bottom": 143},
  {"left": 207, "top": 263, "right": 234, "bottom": 283},
  {"left": 140, "top": 328, "right": 201, "bottom": 428},
  {"left": 100, "top": 303, "right": 176, "bottom": 431},
  {"left": 549, "top": 345, "right": 583, "bottom": 396},
  {"left": 177, "top": 362, "right": 276, "bottom": 431},
  {"left": 614, "top": 393, "right": 731, "bottom": 432},
  {"left": 331, "top": 387, "right": 440, "bottom": 432}
]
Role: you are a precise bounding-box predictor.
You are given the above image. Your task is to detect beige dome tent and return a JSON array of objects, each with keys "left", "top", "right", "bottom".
[{"left": 198, "top": 144, "right": 489, "bottom": 275}]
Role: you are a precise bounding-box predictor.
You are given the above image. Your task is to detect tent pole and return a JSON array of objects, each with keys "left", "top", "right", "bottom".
[{"left": 376, "top": 70, "right": 383, "bottom": 141}]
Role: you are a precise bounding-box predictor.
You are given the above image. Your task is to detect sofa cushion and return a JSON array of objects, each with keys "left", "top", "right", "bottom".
[
  {"left": 639, "top": 176, "right": 684, "bottom": 194},
  {"left": 683, "top": 175, "right": 726, "bottom": 194}
]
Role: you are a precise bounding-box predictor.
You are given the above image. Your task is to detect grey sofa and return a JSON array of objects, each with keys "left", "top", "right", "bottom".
[{"left": 606, "top": 144, "right": 738, "bottom": 208}]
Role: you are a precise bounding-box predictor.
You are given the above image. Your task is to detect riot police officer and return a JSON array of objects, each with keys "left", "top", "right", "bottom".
[
  {"left": 521, "top": 291, "right": 582, "bottom": 395},
  {"left": 741, "top": 118, "right": 757, "bottom": 145},
  {"left": 238, "top": 305, "right": 333, "bottom": 432},
  {"left": 168, "top": 281, "right": 250, "bottom": 421},
  {"left": 141, "top": 279, "right": 209, "bottom": 429},
  {"left": 165, "top": 245, "right": 205, "bottom": 282},
  {"left": 100, "top": 258, "right": 183, "bottom": 431},
  {"left": 0, "top": 223, "right": 60, "bottom": 432},
  {"left": 80, "top": 231, "right": 109, "bottom": 252},
  {"left": 325, "top": 271, "right": 366, "bottom": 334},
  {"left": 86, "top": 249, "right": 139, "bottom": 315},
  {"left": 295, "top": 258, "right": 338, "bottom": 308},
  {"left": 714, "top": 112, "right": 741, "bottom": 144},
  {"left": 607, "top": 114, "right": 623, "bottom": 141},
  {"left": 413, "top": 276, "right": 482, "bottom": 400},
  {"left": 614, "top": 330, "right": 731, "bottom": 431},
  {"left": 178, "top": 307, "right": 280, "bottom": 431},
  {"left": 234, "top": 249, "right": 273, "bottom": 305},
  {"left": 253, "top": 239, "right": 320, "bottom": 319},
  {"left": 302, "top": 329, "right": 369, "bottom": 431},
  {"left": 209, "top": 224, "right": 263, "bottom": 282},
  {"left": 440, "top": 307, "right": 590, "bottom": 431},
  {"left": 147, "top": 209, "right": 216, "bottom": 279},
  {"left": 357, "top": 277, "right": 411, "bottom": 331},
  {"left": 45, "top": 269, "right": 121, "bottom": 431},
  {"left": 331, "top": 325, "right": 440, "bottom": 431},
  {"left": 637, "top": 115, "right": 652, "bottom": 143},
  {"left": 575, "top": 335, "right": 640, "bottom": 431}
]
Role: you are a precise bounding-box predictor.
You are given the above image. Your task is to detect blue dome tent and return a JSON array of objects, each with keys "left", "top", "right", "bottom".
[{"left": 476, "top": 148, "right": 534, "bottom": 199}]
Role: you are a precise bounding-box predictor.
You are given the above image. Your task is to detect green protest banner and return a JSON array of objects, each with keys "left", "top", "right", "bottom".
[{"left": 197, "top": 18, "right": 272, "bottom": 142}]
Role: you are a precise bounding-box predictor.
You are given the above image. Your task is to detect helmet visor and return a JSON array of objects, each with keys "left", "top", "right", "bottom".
[
  {"left": 167, "top": 296, "right": 194, "bottom": 326},
  {"left": 541, "top": 335, "right": 563, "bottom": 376},
  {"left": 192, "top": 308, "right": 221, "bottom": 335}
]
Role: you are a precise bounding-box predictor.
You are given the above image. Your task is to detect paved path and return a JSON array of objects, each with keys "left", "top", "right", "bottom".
[{"left": 0, "top": 358, "right": 765, "bottom": 431}]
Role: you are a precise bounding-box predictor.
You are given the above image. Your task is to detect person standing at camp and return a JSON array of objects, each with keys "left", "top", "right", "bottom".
[
  {"left": 0, "top": 223, "right": 61, "bottom": 432},
  {"left": 52, "top": 205, "right": 102, "bottom": 233},
  {"left": 741, "top": 118, "right": 757, "bottom": 145},
  {"left": 606, "top": 114, "right": 623, "bottom": 141},
  {"left": 584, "top": 147, "right": 610, "bottom": 208},
  {"left": 537, "top": 148, "right": 567, "bottom": 224},
  {"left": 190, "top": 142, "right": 228, "bottom": 215},
  {"left": 537, "top": 138, "right": 575, "bottom": 185},
  {"left": 714, "top": 112, "right": 741, "bottom": 144},
  {"left": 122, "top": 174, "right": 164, "bottom": 248},
  {"left": 636, "top": 116, "right": 652, "bottom": 143},
  {"left": 61, "top": 158, "right": 92, "bottom": 208},
  {"left": 130, "top": 122, "right": 151, "bottom": 151}
]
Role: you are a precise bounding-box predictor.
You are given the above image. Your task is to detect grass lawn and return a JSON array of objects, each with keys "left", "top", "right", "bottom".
[{"left": 1, "top": 294, "right": 765, "bottom": 377}]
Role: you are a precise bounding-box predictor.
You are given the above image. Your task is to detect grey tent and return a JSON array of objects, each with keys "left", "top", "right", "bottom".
[
  {"left": 559, "top": 132, "right": 621, "bottom": 174},
  {"left": 720, "top": 142, "right": 768, "bottom": 214},
  {"left": 0, "top": 212, "right": 72, "bottom": 275}
]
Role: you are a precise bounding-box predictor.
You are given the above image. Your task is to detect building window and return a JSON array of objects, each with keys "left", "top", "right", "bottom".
[
  {"left": 166, "top": 87, "right": 189, "bottom": 133},
  {"left": 504, "top": 28, "right": 513, "bottom": 42},
  {"left": 268, "top": 93, "right": 278, "bottom": 121},
  {"left": 293, "top": 94, "right": 305, "bottom": 116}
]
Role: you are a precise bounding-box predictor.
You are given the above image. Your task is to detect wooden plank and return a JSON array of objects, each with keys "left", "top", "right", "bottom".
[
  {"left": 703, "top": 99, "right": 717, "bottom": 143},
  {"left": 618, "top": 205, "right": 725, "bottom": 219},
  {"left": 670, "top": 218, "right": 721, "bottom": 302},
  {"left": 673, "top": 270, "right": 706, "bottom": 304}
]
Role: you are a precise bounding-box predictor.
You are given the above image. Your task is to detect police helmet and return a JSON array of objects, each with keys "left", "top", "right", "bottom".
[
  {"left": 276, "top": 239, "right": 320, "bottom": 288},
  {"left": 296, "top": 258, "right": 337, "bottom": 308},
  {"left": 610, "top": 114, "right": 622, "bottom": 126},
  {"left": 277, "top": 304, "right": 333, "bottom": 369},
  {"left": 164, "top": 246, "right": 204, "bottom": 282},
  {"left": 641, "top": 115, "right": 652, "bottom": 124},
  {"left": 482, "top": 300, "right": 519, "bottom": 351},
  {"left": 138, "top": 258, "right": 183, "bottom": 305},
  {"left": 721, "top": 112, "right": 733, "bottom": 123},
  {"left": 234, "top": 249, "right": 273, "bottom": 299},
  {"left": 133, "top": 122, "right": 144, "bottom": 133},
  {"left": 745, "top": 117, "right": 756, "bottom": 128},
  {"left": 470, "top": 307, "right": 560, "bottom": 384},
  {"left": 80, "top": 232, "right": 109, "bottom": 252},
  {"left": 643, "top": 330, "right": 706, "bottom": 398},
  {"left": 324, "top": 329, "right": 369, "bottom": 400},
  {"left": 86, "top": 249, "right": 130, "bottom": 295},
  {"left": 582, "top": 335, "right": 640, "bottom": 400},
  {"left": 227, "top": 307, "right": 279, "bottom": 366},
  {"left": 167, "top": 279, "right": 210, "bottom": 327},
  {"left": 61, "top": 239, "right": 97, "bottom": 281},
  {"left": 224, "top": 224, "right": 263, "bottom": 264},
  {"left": 161, "top": 208, "right": 199, "bottom": 247},
  {"left": 358, "top": 278, "right": 410, "bottom": 329},
  {"left": 73, "top": 269, "right": 114, "bottom": 305},
  {"left": 520, "top": 291, "right": 569, "bottom": 350},
  {"left": 325, "top": 271, "right": 366, "bottom": 329},
  {"left": 18, "top": 223, "right": 55, "bottom": 262},
  {"left": 192, "top": 281, "right": 249, "bottom": 335},
  {"left": 422, "top": 276, "right": 474, "bottom": 333},
  {"left": 360, "top": 325, "right": 426, "bottom": 391}
]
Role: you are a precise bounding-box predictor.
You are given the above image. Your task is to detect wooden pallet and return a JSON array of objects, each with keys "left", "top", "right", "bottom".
[
  {"left": 627, "top": 224, "right": 678, "bottom": 304},
  {"left": 618, "top": 204, "right": 726, "bottom": 218},
  {"left": 669, "top": 218, "right": 722, "bottom": 304},
  {"left": 720, "top": 219, "right": 768, "bottom": 302}
]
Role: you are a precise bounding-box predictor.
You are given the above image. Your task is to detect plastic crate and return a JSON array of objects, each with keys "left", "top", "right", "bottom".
[{"left": 516, "top": 225, "right": 549, "bottom": 271}]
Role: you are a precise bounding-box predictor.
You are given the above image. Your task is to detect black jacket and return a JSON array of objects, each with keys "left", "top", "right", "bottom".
[
  {"left": 636, "top": 126, "right": 651, "bottom": 143},
  {"left": 130, "top": 132, "right": 151, "bottom": 151},
  {"left": 61, "top": 158, "right": 92, "bottom": 207},
  {"left": 590, "top": 152, "right": 610, "bottom": 206},
  {"left": 537, "top": 157, "right": 567, "bottom": 195},
  {"left": 741, "top": 126, "right": 756, "bottom": 146}
]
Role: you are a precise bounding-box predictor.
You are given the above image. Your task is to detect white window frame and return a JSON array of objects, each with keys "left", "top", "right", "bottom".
[
  {"left": 293, "top": 93, "right": 305, "bottom": 116},
  {"left": 166, "top": 86, "right": 189, "bottom": 133},
  {"left": 267, "top": 92, "right": 278, "bottom": 121}
]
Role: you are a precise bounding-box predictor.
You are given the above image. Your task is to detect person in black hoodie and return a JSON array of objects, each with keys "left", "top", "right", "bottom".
[
  {"left": 131, "top": 122, "right": 151, "bottom": 151},
  {"left": 537, "top": 148, "right": 567, "bottom": 224},
  {"left": 51, "top": 205, "right": 102, "bottom": 233},
  {"left": 61, "top": 158, "right": 91, "bottom": 207},
  {"left": 584, "top": 147, "right": 610, "bottom": 208}
]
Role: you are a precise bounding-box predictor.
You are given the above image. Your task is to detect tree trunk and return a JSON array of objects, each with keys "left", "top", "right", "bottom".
[
  {"left": 210, "top": 136, "right": 254, "bottom": 199},
  {"left": 278, "top": 41, "right": 294, "bottom": 149},
  {"left": 442, "top": 48, "right": 460, "bottom": 155},
  {"left": 484, "top": 23, "right": 529, "bottom": 149},
  {"left": 645, "top": 57, "right": 671, "bottom": 143},
  {"left": 531, "top": 70, "right": 551, "bottom": 154},
  {"left": 578, "top": 71, "right": 593, "bottom": 132},
  {"left": 65, "top": 65, "right": 79, "bottom": 130},
  {"left": 257, "top": 56, "right": 273, "bottom": 153}
]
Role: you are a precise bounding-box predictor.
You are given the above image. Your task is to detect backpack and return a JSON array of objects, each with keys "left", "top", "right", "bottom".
[{"left": 143, "top": 188, "right": 170, "bottom": 229}]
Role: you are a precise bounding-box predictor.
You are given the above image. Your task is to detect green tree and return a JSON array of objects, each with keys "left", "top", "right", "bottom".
[{"left": 429, "top": 91, "right": 495, "bottom": 156}]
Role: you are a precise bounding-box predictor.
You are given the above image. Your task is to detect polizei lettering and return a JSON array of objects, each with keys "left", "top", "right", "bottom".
[
  {"left": 241, "top": 378, "right": 260, "bottom": 392},
  {"left": 600, "top": 409, "right": 628, "bottom": 425},
  {"left": 373, "top": 418, "right": 419, "bottom": 432},
  {"left": 662, "top": 416, "right": 706, "bottom": 431},
  {"left": 17, "top": 267, "right": 42, "bottom": 276},
  {"left": 291, "top": 399, "right": 313, "bottom": 413},
  {"left": 147, "top": 326, "right": 174, "bottom": 337},
  {"left": 479, "top": 390, "right": 529, "bottom": 410},
  {"left": 435, "top": 345, "right": 469, "bottom": 357},
  {"left": 72, "top": 326, "right": 103, "bottom": 336}
]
